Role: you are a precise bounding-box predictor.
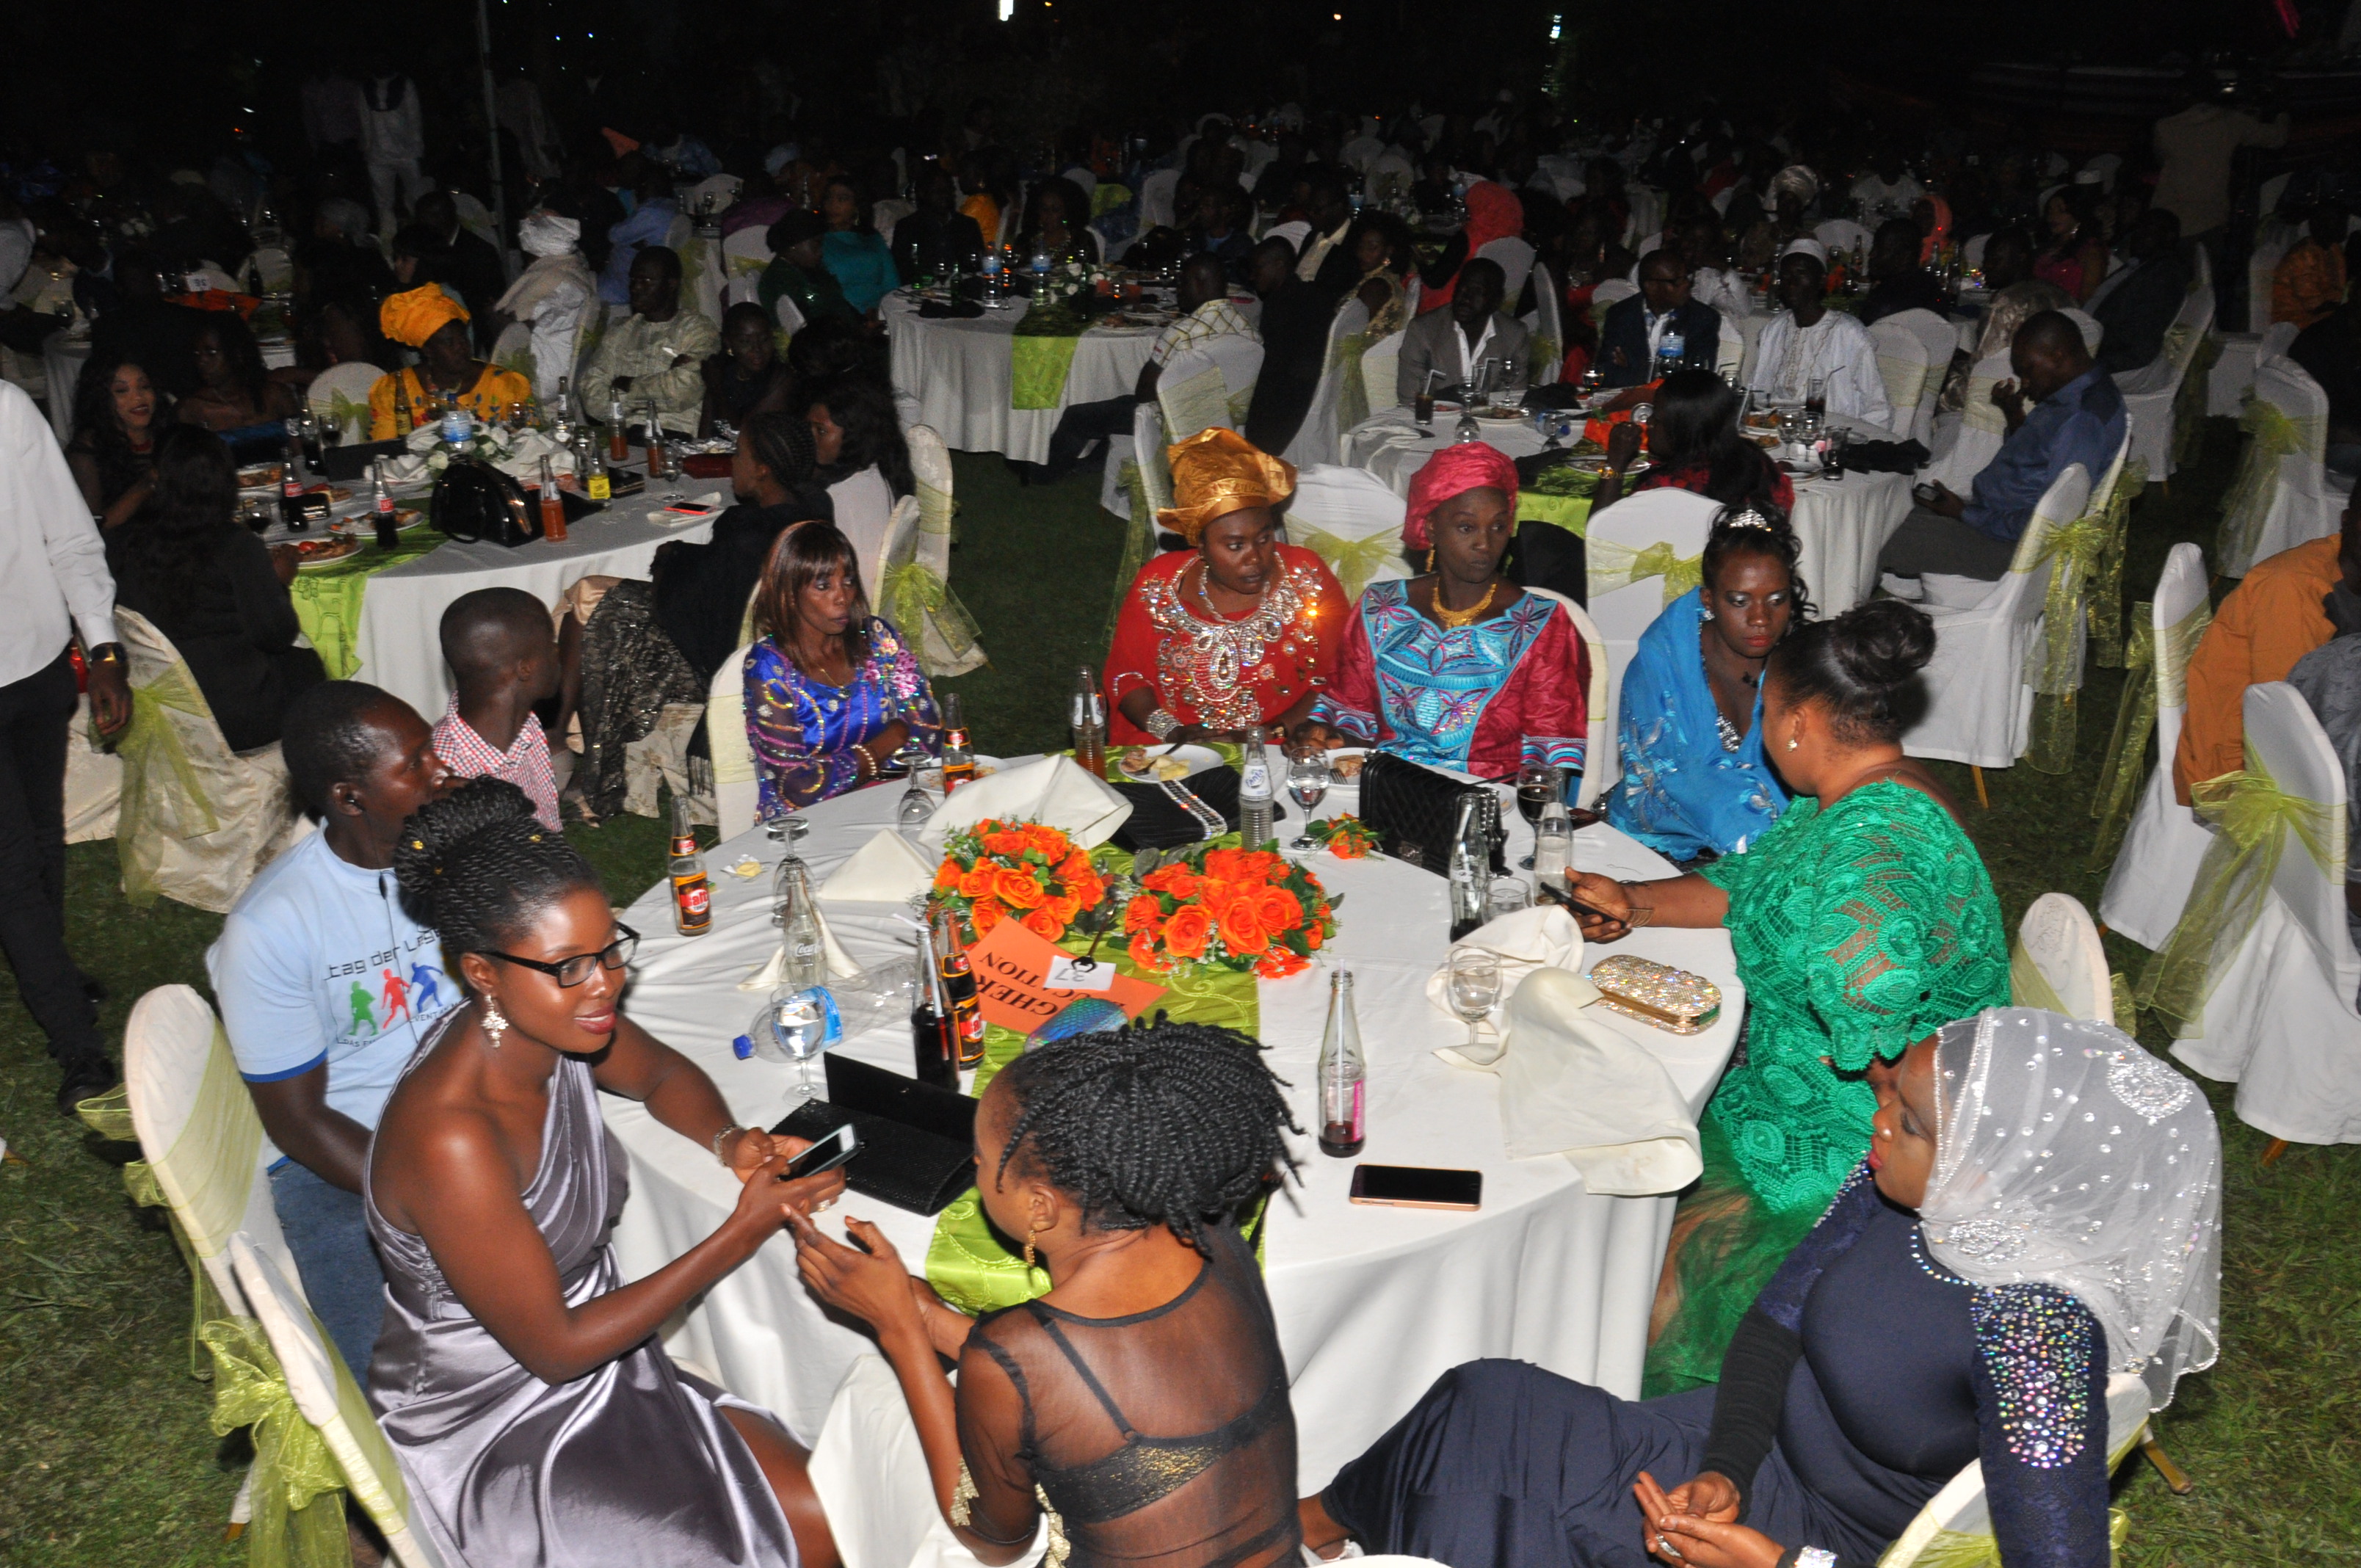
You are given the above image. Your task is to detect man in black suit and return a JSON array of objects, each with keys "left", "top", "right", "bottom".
[
  {"left": 1296, "top": 179, "right": 1363, "bottom": 302},
  {"left": 891, "top": 167, "right": 986, "bottom": 283},
  {"left": 2089, "top": 210, "right": 2193, "bottom": 375},
  {"left": 1597, "top": 248, "right": 1721, "bottom": 386},
  {"left": 1244, "top": 236, "right": 1329, "bottom": 454}
]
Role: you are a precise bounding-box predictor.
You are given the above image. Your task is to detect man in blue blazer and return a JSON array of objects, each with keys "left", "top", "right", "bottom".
[{"left": 1598, "top": 248, "right": 1723, "bottom": 386}]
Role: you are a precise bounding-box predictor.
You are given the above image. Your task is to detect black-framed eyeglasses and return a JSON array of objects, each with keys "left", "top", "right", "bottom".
[{"left": 480, "top": 926, "right": 639, "bottom": 987}]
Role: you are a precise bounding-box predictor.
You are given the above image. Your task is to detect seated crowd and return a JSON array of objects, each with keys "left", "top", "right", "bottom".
[{"left": 3, "top": 69, "right": 2335, "bottom": 1568}]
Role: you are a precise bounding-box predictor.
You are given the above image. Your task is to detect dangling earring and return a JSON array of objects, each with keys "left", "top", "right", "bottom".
[
  {"left": 1022, "top": 1223, "right": 1042, "bottom": 1271},
  {"left": 1426, "top": 546, "right": 1437, "bottom": 574},
  {"left": 481, "top": 997, "right": 509, "bottom": 1048}
]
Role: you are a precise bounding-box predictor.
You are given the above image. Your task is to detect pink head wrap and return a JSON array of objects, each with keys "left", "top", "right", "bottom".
[{"left": 1404, "top": 443, "right": 1520, "bottom": 551}]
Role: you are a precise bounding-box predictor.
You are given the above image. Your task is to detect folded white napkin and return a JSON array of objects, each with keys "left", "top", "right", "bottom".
[
  {"left": 736, "top": 912, "right": 865, "bottom": 989},
  {"left": 918, "top": 755, "right": 1133, "bottom": 852},
  {"left": 1484, "top": 968, "right": 1702, "bottom": 1195},
  {"left": 1427, "top": 904, "right": 1586, "bottom": 1063},
  {"left": 385, "top": 426, "right": 581, "bottom": 487},
  {"left": 819, "top": 826, "right": 937, "bottom": 905}
]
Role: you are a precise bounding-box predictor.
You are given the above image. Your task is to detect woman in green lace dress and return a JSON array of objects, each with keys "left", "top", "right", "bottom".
[{"left": 1567, "top": 599, "right": 2008, "bottom": 1393}]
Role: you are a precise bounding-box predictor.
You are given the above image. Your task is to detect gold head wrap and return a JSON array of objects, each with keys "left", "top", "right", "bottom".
[
  {"left": 380, "top": 286, "right": 471, "bottom": 349},
  {"left": 1156, "top": 428, "right": 1297, "bottom": 547}
]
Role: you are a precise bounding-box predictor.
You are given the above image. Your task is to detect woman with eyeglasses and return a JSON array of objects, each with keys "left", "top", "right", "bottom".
[{"left": 366, "top": 777, "right": 850, "bottom": 1567}]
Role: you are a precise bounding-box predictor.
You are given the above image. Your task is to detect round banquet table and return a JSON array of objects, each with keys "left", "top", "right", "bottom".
[
  {"left": 1338, "top": 407, "right": 1915, "bottom": 615},
  {"left": 601, "top": 765, "right": 1745, "bottom": 1492},
  {"left": 883, "top": 291, "right": 1166, "bottom": 465}
]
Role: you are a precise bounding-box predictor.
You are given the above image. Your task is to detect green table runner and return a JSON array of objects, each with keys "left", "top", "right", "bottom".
[
  {"left": 1009, "top": 333, "right": 1083, "bottom": 410},
  {"left": 286, "top": 529, "right": 449, "bottom": 678},
  {"left": 1518, "top": 465, "right": 1599, "bottom": 537}
]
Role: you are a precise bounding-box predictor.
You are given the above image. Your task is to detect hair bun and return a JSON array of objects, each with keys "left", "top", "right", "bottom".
[
  {"left": 1829, "top": 598, "right": 1935, "bottom": 691},
  {"left": 391, "top": 778, "right": 539, "bottom": 929}
]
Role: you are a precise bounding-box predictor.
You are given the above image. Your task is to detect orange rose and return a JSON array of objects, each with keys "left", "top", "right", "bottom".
[
  {"left": 1023, "top": 907, "right": 1066, "bottom": 942},
  {"left": 1163, "top": 904, "right": 1214, "bottom": 959},
  {"left": 933, "top": 859, "right": 962, "bottom": 890},
  {"left": 1256, "top": 885, "right": 1302, "bottom": 932},
  {"left": 1240, "top": 850, "right": 1285, "bottom": 882},
  {"left": 1124, "top": 893, "right": 1165, "bottom": 933},
  {"left": 1044, "top": 894, "right": 1082, "bottom": 926},
  {"left": 971, "top": 897, "right": 1006, "bottom": 934},
  {"left": 983, "top": 830, "right": 1030, "bottom": 858},
  {"left": 1218, "top": 901, "right": 1269, "bottom": 956},
  {"left": 1025, "top": 825, "right": 1068, "bottom": 856},
  {"left": 1203, "top": 848, "right": 1248, "bottom": 882},
  {"left": 994, "top": 867, "right": 1045, "bottom": 909},
  {"left": 1303, "top": 921, "right": 1324, "bottom": 951},
  {"left": 1070, "top": 874, "right": 1106, "bottom": 907},
  {"left": 1142, "top": 865, "right": 1200, "bottom": 898},
  {"left": 958, "top": 866, "right": 997, "bottom": 899},
  {"left": 1059, "top": 851, "right": 1093, "bottom": 882},
  {"left": 1255, "top": 951, "right": 1310, "bottom": 980},
  {"left": 1128, "top": 929, "right": 1167, "bottom": 973}
]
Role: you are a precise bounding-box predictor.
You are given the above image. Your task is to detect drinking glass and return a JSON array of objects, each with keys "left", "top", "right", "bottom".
[
  {"left": 894, "top": 738, "right": 935, "bottom": 836},
  {"left": 1446, "top": 949, "right": 1502, "bottom": 1056},
  {"left": 1514, "top": 760, "right": 1556, "bottom": 868},
  {"left": 769, "top": 987, "right": 829, "bottom": 1103},
  {"left": 1486, "top": 877, "right": 1531, "bottom": 923},
  {"left": 659, "top": 440, "right": 686, "bottom": 507},
  {"left": 319, "top": 413, "right": 344, "bottom": 449},
  {"left": 1285, "top": 751, "right": 1330, "bottom": 850}
]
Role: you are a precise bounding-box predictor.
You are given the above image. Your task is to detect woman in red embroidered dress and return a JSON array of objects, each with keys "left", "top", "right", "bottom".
[{"left": 1104, "top": 429, "right": 1348, "bottom": 746}]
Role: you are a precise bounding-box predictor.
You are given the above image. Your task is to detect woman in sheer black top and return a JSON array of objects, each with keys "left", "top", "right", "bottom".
[{"left": 792, "top": 1021, "right": 1303, "bottom": 1568}]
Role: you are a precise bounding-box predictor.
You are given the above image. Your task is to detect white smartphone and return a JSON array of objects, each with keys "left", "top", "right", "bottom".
[{"left": 780, "top": 1123, "right": 859, "bottom": 1183}]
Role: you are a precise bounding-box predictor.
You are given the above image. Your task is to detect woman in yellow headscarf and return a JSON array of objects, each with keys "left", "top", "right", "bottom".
[
  {"left": 367, "top": 286, "right": 534, "bottom": 439},
  {"left": 1103, "top": 428, "right": 1347, "bottom": 745}
]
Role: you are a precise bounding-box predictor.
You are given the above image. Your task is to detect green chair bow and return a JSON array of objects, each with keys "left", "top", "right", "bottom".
[
  {"left": 1294, "top": 523, "right": 1405, "bottom": 602},
  {"left": 1106, "top": 459, "right": 1159, "bottom": 648},
  {"left": 2086, "top": 458, "right": 2147, "bottom": 671},
  {"left": 1589, "top": 540, "right": 1702, "bottom": 606},
  {"left": 112, "top": 664, "right": 222, "bottom": 907},
  {"left": 2135, "top": 756, "right": 2344, "bottom": 1036},
  {"left": 880, "top": 557, "right": 986, "bottom": 676},
  {"left": 2217, "top": 393, "right": 2326, "bottom": 574},
  {"left": 2023, "top": 491, "right": 2119, "bottom": 775},
  {"left": 2088, "top": 596, "right": 2213, "bottom": 870},
  {"left": 201, "top": 1318, "right": 355, "bottom": 1568}
]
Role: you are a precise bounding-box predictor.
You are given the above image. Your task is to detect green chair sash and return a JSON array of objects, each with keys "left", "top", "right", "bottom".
[
  {"left": 2024, "top": 466, "right": 2133, "bottom": 774},
  {"left": 1106, "top": 457, "right": 1158, "bottom": 649},
  {"left": 113, "top": 662, "right": 222, "bottom": 907},
  {"left": 2008, "top": 938, "right": 2070, "bottom": 1015},
  {"left": 2135, "top": 755, "right": 2343, "bottom": 1035},
  {"left": 880, "top": 557, "right": 987, "bottom": 676},
  {"left": 2086, "top": 459, "right": 2147, "bottom": 670},
  {"left": 1589, "top": 540, "right": 1702, "bottom": 604},
  {"left": 2089, "top": 598, "right": 2213, "bottom": 870},
  {"left": 201, "top": 1318, "right": 354, "bottom": 1568},
  {"left": 2173, "top": 330, "right": 2221, "bottom": 471},
  {"left": 1011, "top": 333, "right": 1083, "bottom": 410},
  {"left": 2217, "top": 394, "right": 2326, "bottom": 573},
  {"left": 1330, "top": 330, "right": 1373, "bottom": 435},
  {"left": 1294, "top": 523, "right": 1404, "bottom": 602}
]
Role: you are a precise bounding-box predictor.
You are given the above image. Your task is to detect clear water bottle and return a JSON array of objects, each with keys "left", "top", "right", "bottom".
[
  {"left": 1448, "top": 794, "right": 1485, "bottom": 941},
  {"left": 1029, "top": 244, "right": 1053, "bottom": 297},
  {"left": 776, "top": 857, "right": 827, "bottom": 992},
  {"left": 1532, "top": 798, "right": 1572, "bottom": 894},
  {"left": 982, "top": 247, "right": 1004, "bottom": 308},
  {"left": 1653, "top": 329, "right": 1686, "bottom": 381},
  {"left": 1239, "top": 736, "right": 1275, "bottom": 849},
  {"left": 1317, "top": 968, "right": 1366, "bottom": 1158}
]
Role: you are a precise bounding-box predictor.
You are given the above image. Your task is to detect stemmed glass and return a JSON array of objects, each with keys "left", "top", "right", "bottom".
[
  {"left": 893, "top": 738, "right": 935, "bottom": 837},
  {"left": 1515, "top": 760, "right": 1557, "bottom": 869},
  {"left": 658, "top": 439, "right": 686, "bottom": 507},
  {"left": 1446, "top": 949, "right": 1502, "bottom": 1058},
  {"left": 1285, "top": 751, "right": 1330, "bottom": 851},
  {"left": 768, "top": 985, "right": 829, "bottom": 1103}
]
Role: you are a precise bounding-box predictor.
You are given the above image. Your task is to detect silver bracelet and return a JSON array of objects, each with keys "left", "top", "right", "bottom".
[
  {"left": 711, "top": 1125, "right": 745, "bottom": 1164},
  {"left": 1795, "top": 1548, "right": 1838, "bottom": 1568},
  {"left": 1142, "top": 707, "right": 1180, "bottom": 740}
]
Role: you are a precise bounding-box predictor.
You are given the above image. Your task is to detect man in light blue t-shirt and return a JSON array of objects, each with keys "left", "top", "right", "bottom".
[{"left": 207, "top": 682, "right": 454, "bottom": 1378}]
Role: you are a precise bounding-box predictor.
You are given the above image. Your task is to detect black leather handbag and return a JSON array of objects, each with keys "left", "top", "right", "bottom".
[
  {"left": 1358, "top": 752, "right": 1504, "bottom": 875},
  {"left": 771, "top": 1054, "right": 976, "bottom": 1216},
  {"left": 430, "top": 457, "right": 540, "bottom": 547},
  {"left": 1108, "top": 765, "right": 1287, "bottom": 852}
]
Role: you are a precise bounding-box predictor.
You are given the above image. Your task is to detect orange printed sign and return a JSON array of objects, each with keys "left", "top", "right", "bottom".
[{"left": 967, "top": 916, "right": 1164, "bottom": 1034}]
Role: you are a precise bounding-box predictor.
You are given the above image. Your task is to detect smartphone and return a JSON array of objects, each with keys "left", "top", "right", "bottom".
[
  {"left": 1348, "top": 1164, "right": 1483, "bottom": 1211},
  {"left": 662, "top": 499, "right": 718, "bottom": 517},
  {"left": 1534, "top": 878, "right": 1624, "bottom": 929},
  {"left": 1912, "top": 482, "right": 1943, "bottom": 506},
  {"left": 780, "top": 1123, "right": 860, "bottom": 1183}
]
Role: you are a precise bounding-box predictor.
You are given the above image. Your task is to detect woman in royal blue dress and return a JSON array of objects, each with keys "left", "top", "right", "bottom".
[
  {"left": 1605, "top": 504, "right": 1807, "bottom": 863},
  {"left": 744, "top": 520, "right": 940, "bottom": 813}
]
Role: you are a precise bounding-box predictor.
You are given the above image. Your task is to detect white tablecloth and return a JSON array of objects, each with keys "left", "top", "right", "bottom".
[
  {"left": 884, "top": 292, "right": 1165, "bottom": 465},
  {"left": 1338, "top": 408, "right": 1914, "bottom": 614},
  {"left": 602, "top": 773, "right": 1744, "bottom": 1490}
]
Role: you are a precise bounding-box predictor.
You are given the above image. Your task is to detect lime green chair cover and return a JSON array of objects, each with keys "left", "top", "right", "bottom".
[
  {"left": 203, "top": 1317, "right": 355, "bottom": 1568},
  {"left": 2025, "top": 455, "right": 2139, "bottom": 774},
  {"left": 1293, "top": 523, "right": 1404, "bottom": 603},
  {"left": 2216, "top": 393, "right": 2326, "bottom": 575},
  {"left": 2172, "top": 329, "right": 2220, "bottom": 471},
  {"left": 1330, "top": 330, "right": 1373, "bottom": 435},
  {"left": 2089, "top": 596, "right": 2213, "bottom": 870},
  {"left": 2136, "top": 754, "right": 2344, "bottom": 1036},
  {"left": 2086, "top": 458, "right": 2147, "bottom": 670}
]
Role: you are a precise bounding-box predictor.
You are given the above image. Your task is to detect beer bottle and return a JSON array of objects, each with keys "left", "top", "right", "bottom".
[
  {"left": 668, "top": 796, "right": 713, "bottom": 936},
  {"left": 910, "top": 937, "right": 959, "bottom": 1089},
  {"left": 393, "top": 374, "right": 414, "bottom": 436},
  {"left": 933, "top": 907, "right": 984, "bottom": 1068},
  {"left": 538, "top": 456, "right": 568, "bottom": 542},
  {"left": 607, "top": 391, "right": 628, "bottom": 462},
  {"left": 278, "top": 436, "right": 308, "bottom": 532},
  {"left": 939, "top": 693, "right": 976, "bottom": 793}
]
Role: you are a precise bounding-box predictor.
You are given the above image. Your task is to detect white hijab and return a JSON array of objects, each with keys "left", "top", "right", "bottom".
[
  {"left": 1921, "top": 1008, "right": 2222, "bottom": 1412},
  {"left": 497, "top": 212, "right": 596, "bottom": 319}
]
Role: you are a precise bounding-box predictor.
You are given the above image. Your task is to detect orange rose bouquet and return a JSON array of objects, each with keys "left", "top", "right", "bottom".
[
  {"left": 932, "top": 819, "right": 1109, "bottom": 944},
  {"left": 1122, "top": 845, "right": 1338, "bottom": 981}
]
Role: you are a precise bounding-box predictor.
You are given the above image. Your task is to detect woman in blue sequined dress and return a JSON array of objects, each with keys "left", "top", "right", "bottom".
[{"left": 1299, "top": 1008, "right": 2221, "bottom": 1568}]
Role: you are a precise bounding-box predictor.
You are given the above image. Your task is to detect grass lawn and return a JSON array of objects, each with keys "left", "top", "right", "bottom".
[{"left": 2, "top": 427, "right": 2355, "bottom": 1565}]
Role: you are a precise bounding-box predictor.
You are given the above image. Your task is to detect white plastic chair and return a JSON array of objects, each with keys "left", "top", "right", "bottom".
[
  {"left": 250, "top": 246, "right": 295, "bottom": 293},
  {"left": 1138, "top": 169, "right": 1181, "bottom": 231},
  {"left": 1525, "top": 261, "right": 1564, "bottom": 385},
  {"left": 722, "top": 226, "right": 774, "bottom": 310},
  {"left": 774, "top": 291, "right": 808, "bottom": 339},
  {"left": 871, "top": 198, "right": 915, "bottom": 239},
  {"left": 1901, "top": 460, "right": 2098, "bottom": 771},
  {"left": 2219, "top": 355, "right": 2351, "bottom": 578},
  {"left": 1584, "top": 489, "right": 1722, "bottom": 795},
  {"left": 689, "top": 172, "right": 743, "bottom": 211},
  {"left": 706, "top": 641, "right": 759, "bottom": 843},
  {"left": 828, "top": 464, "right": 898, "bottom": 607},
  {"left": 1283, "top": 297, "right": 1371, "bottom": 468},
  {"left": 2011, "top": 891, "right": 2116, "bottom": 1023},
  {"left": 1473, "top": 236, "right": 1537, "bottom": 303},
  {"left": 1879, "top": 1373, "right": 2155, "bottom": 1568},
  {"left": 306, "top": 362, "right": 385, "bottom": 435},
  {"left": 450, "top": 192, "right": 498, "bottom": 254},
  {"left": 1889, "top": 307, "right": 1957, "bottom": 447},
  {"left": 1589, "top": 277, "right": 1639, "bottom": 312},
  {"left": 1284, "top": 464, "right": 1411, "bottom": 602},
  {"left": 2120, "top": 283, "right": 2216, "bottom": 482},
  {"left": 228, "top": 1235, "right": 451, "bottom": 1568},
  {"left": 1813, "top": 218, "right": 1869, "bottom": 258},
  {"left": 2099, "top": 545, "right": 2217, "bottom": 949},
  {"left": 1869, "top": 318, "right": 1935, "bottom": 446},
  {"left": 1715, "top": 315, "right": 1747, "bottom": 379},
  {"left": 1962, "top": 233, "right": 1989, "bottom": 271},
  {"left": 899, "top": 424, "right": 986, "bottom": 677},
  {"left": 1920, "top": 349, "right": 2012, "bottom": 493},
  {"left": 111, "top": 609, "right": 309, "bottom": 913},
  {"left": 2164, "top": 683, "right": 2361, "bottom": 1146},
  {"left": 2257, "top": 320, "right": 2299, "bottom": 366},
  {"left": 1526, "top": 587, "right": 1614, "bottom": 809},
  {"left": 1359, "top": 330, "right": 1405, "bottom": 413}
]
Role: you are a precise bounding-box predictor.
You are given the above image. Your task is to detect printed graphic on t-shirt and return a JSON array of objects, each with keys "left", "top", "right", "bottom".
[{"left": 329, "top": 928, "right": 449, "bottom": 1040}]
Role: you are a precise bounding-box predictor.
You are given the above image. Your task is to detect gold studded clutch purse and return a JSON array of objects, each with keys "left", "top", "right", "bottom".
[{"left": 1586, "top": 954, "right": 1722, "bottom": 1035}]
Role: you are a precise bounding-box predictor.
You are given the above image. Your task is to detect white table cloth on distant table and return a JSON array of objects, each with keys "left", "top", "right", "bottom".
[
  {"left": 884, "top": 291, "right": 1166, "bottom": 465},
  {"left": 602, "top": 769, "right": 1745, "bottom": 1492},
  {"left": 1339, "top": 407, "right": 1913, "bottom": 614}
]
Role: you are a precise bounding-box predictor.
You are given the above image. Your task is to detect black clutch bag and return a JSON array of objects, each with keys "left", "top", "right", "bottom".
[
  {"left": 1358, "top": 752, "right": 1503, "bottom": 875},
  {"left": 1107, "top": 766, "right": 1285, "bottom": 852},
  {"left": 770, "top": 1054, "right": 976, "bottom": 1216}
]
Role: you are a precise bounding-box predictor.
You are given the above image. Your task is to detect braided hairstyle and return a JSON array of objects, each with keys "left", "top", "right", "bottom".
[
  {"left": 1701, "top": 501, "right": 1814, "bottom": 623},
  {"left": 391, "top": 778, "right": 601, "bottom": 964},
  {"left": 1766, "top": 597, "right": 1935, "bottom": 746},
  {"left": 993, "top": 1020, "right": 1300, "bottom": 1250}
]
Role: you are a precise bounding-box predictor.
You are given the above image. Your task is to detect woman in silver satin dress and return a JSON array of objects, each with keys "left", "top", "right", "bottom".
[{"left": 364, "top": 778, "right": 846, "bottom": 1567}]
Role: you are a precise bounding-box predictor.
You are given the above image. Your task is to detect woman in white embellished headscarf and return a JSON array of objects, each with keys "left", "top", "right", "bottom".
[
  {"left": 1301, "top": 1007, "right": 2220, "bottom": 1568},
  {"left": 493, "top": 210, "right": 597, "bottom": 407}
]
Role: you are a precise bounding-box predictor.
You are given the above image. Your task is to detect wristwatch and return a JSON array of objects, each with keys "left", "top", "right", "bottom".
[{"left": 87, "top": 642, "right": 125, "bottom": 667}]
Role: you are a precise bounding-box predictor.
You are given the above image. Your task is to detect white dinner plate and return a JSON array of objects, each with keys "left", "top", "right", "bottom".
[{"left": 1112, "top": 742, "right": 1225, "bottom": 781}]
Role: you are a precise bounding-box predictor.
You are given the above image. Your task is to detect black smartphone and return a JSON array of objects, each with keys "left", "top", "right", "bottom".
[
  {"left": 1534, "top": 877, "right": 1624, "bottom": 928},
  {"left": 1348, "top": 1164, "right": 1483, "bottom": 1211},
  {"left": 779, "top": 1123, "right": 860, "bottom": 1183}
]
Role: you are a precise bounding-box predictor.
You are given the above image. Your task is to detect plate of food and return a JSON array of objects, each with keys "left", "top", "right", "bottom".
[
  {"left": 1114, "top": 743, "right": 1225, "bottom": 782},
  {"left": 294, "top": 536, "right": 363, "bottom": 569},
  {"left": 1472, "top": 404, "right": 1531, "bottom": 424},
  {"left": 237, "top": 463, "right": 285, "bottom": 490},
  {"left": 1313, "top": 746, "right": 1371, "bottom": 783}
]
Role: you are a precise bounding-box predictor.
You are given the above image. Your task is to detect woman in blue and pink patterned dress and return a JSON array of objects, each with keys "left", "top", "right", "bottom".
[{"left": 744, "top": 521, "right": 940, "bottom": 815}]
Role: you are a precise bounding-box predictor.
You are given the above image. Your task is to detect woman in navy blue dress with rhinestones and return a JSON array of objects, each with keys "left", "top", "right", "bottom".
[{"left": 1299, "top": 1008, "right": 2221, "bottom": 1568}]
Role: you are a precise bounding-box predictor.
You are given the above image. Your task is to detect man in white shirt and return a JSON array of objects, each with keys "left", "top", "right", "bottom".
[
  {"left": 1040, "top": 253, "right": 1258, "bottom": 479},
  {"left": 1, "top": 382, "right": 129, "bottom": 1112},
  {"left": 1850, "top": 152, "right": 1924, "bottom": 227},
  {"left": 1747, "top": 243, "right": 1897, "bottom": 434}
]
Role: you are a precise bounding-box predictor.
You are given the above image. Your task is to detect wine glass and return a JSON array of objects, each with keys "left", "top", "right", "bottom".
[
  {"left": 769, "top": 987, "right": 829, "bottom": 1103},
  {"left": 1446, "top": 949, "right": 1502, "bottom": 1057},
  {"left": 893, "top": 738, "right": 935, "bottom": 837},
  {"left": 659, "top": 440, "right": 686, "bottom": 507},
  {"left": 1285, "top": 751, "right": 1330, "bottom": 850},
  {"left": 319, "top": 411, "right": 344, "bottom": 449},
  {"left": 1515, "top": 760, "right": 1556, "bottom": 869}
]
